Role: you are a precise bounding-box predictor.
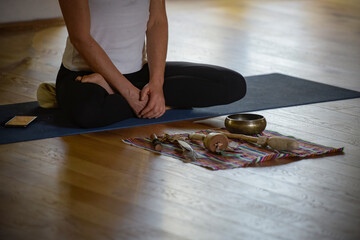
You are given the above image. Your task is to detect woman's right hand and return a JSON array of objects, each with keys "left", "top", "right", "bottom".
[{"left": 125, "top": 87, "right": 149, "bottom": 118}]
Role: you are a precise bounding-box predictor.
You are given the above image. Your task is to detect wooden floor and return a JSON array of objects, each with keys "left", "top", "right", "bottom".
[{"left": 1, "top": 0, "right": 360, "bottom": 239}]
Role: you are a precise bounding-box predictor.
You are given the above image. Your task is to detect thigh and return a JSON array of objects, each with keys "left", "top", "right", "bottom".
[
  {"left": 55, "top": 65, "right": 96, "bottom": 107},
  {"left": 165, "top": 61, "right": 240, "bottom": 83},
  {"left": 55, "top": 65, "right": 134, "bottom": 127},
  {"left": 163, "top": 62, "right": 246, "bottom": 107}
]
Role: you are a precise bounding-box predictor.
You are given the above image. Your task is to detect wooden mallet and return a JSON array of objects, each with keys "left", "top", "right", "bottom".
[
  {"left": 189, "top": 132, "right": 229, "bottom": 153},
  {"left": 221, "top": 132, "right": 299, "bottom": 151},
  {"left": 150, "top": 133, "right": 162, "bottom": 151}
]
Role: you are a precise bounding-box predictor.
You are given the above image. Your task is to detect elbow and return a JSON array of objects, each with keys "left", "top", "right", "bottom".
[{"left": 147, "top": 16, "right": 168, "bottom": 32}]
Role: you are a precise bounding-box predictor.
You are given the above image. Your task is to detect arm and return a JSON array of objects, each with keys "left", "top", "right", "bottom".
[
  {"left": 58, "top": 0, "right": 148, "bottom": 116},
  {"left": 140, "top": 0, "right": 168, "bottom": 118}
]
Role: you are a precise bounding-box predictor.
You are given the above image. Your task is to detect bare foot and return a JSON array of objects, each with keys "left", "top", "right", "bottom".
[{"left": 76, "top": 73, "right": 115, "bottom": 94}]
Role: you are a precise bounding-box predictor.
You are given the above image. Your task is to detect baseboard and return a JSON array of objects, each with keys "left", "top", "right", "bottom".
[{"left": 0, "top": 18, "right": 65, "bottom": 32}]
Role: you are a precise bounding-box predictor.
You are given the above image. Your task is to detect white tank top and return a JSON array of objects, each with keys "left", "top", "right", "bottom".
[{"left": 62, "top": 0, "right": 150, "bottom": 74}]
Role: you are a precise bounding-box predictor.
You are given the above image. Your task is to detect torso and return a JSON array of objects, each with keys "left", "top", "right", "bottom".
[{"left": 62, "top": 0, "right": 150, "bottom": 74}]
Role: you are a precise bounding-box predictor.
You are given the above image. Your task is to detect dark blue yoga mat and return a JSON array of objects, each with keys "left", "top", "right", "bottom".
[{"left": 1, "top": 73, "right": 360, "bottom": 144}]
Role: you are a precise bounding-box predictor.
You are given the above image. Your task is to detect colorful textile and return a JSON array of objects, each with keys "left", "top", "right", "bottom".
[{"left": 122, "top": 129, "right": 344, "bottom": 170}]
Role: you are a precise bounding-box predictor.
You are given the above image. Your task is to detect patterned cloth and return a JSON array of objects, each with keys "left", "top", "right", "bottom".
[{"left": 122, "top": 129, "right": 344, "bottom": 170}]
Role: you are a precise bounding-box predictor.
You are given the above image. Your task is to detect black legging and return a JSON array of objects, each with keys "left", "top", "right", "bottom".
[{"left": 56, "top": 62, "right": 246, "bottom": 128}]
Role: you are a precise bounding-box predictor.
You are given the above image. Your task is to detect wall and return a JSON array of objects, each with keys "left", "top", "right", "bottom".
[{"left": 0, "top": 0, "right": 62, "bottom": 23}]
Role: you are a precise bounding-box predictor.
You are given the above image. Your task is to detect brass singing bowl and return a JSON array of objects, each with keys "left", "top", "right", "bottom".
[{"left": 225, "top": 113, "right": 267, "bottom": 135}]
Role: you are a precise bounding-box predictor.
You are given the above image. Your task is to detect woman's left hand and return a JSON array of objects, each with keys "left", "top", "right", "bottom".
[{"left": 139, "top": 82, "right": 166, "bottom": 118}]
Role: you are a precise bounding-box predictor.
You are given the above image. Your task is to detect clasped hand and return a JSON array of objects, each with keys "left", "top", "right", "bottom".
[
  {"left": 127, "top": 82, "right": 165, "bottom": 119},
  {"left": 138, "top": 82, "right": 166, "bottom": 119}
]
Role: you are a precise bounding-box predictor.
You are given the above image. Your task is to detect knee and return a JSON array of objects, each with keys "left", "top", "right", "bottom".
[
  {"left": 70, "top": 102, "right": 103, "bottom": 128},
  {"left": 223, "top": 70, "right": 247, "bottom": 103},
  {"left": 58, "top": 82, "right": 109, "bottom": 128}
]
